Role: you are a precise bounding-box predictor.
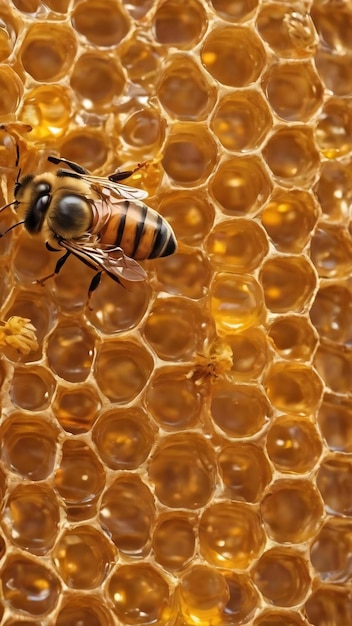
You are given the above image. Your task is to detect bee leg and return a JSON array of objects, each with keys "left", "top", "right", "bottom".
[
  {"left": 87, "top": 271, "right": 102, "bottom": 310},
  {"left": 36, "top": 250, "right": 71, "bottom": 286},
  {"left": 47, "top": 156, "right": 89, "bottom": 175},
  {"left": 108, "top": 161, "right": 148, "bottom": 183}
]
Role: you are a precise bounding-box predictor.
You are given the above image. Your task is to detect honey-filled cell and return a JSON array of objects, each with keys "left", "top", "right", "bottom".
[
  {"left": 92, "top": 406, "right": 155, "bottom": 470},
  {"left": 211, "top": 89, "right": 272, "bottom": 151},
  {"left": 268, "top": 315, "right": 318, "bottom": 361},
  {"left": 155, "top": 249, "right": 211, "bottom": 299},
  {"left": 263, "top": 127, "right": 320, "bottom": 187},
  {"left": 254, "top": 611, "right": 309, "bottom": 626},
  {"left": 211, "top": 272, "right": 265, "bottom": 332},
  {"left": 152, "top": 512, "right": 196, "bottom": 572},
  {"left": 261, "top": 189, "right": 319, "bottom": 253},
  {"left": 211, "top": 156, "right": 272, "bottom": 216},
  {"left": 199, "top": 501, "right": 265, "bottom": 568},
  {"left": 178, "top": 565, "right": 229, "bottom": 623},
  {"left": 0, "top": 414, "right": 58, "bottom": 481},
  {"left": 148, "top": 433, "right": 216, "bottom": 509},
  {"left": 54, "top": 440, "right": 105, "bottom": 521},
  {"left": 47, "top": 322, "right": 96, "bottom": 383},
  {"left": 263, "top": 61, "right": 323, "bottom": 122},
  {"left": 201, "top": 26, "right": 266, "bottom": 86},
  {"left": 225, "top": 329, "right": 270, "bottom": 380},
  {"left": 315, "top": 160, "right": 352, "bottom": 223},
  {"left": 310, "top": 518, "right": 352, "bottom": 582},
  {"left": 315, "top": 49, "right": 352, "bottom": 96},
  {"left": 3, "top": 483, "right": 60, "bottom": 555},
  {"left": 0, "top": 7, "right": 18, "bottom": 62},
  {"left": 310, "top": 284, "right": 352, "bottom": 347},
  {"left": 71, "top": 0, "right": 130, "bottom": 47},
  {"left": 211, "top": 381, "right": 269, "bottom": 438},
  {"left": 211, "top": 0, "right": 258, "bottom": 22},
  {"left": 19, "top": 85, "right": 71, "bottom": 141},
  {"left": 206, "top": 219, "right": 268, "bottom": 273},
  {"left": 99, "top": 475, "right": 155, "bottom": 556},
  {"left": 310, "top": 225, "right": 352, "bottom": 279},
  {"left": 146, "top": 367, "right": 201, "bottom": 430},
  {"left": 157, "top": 189, "right": 214, "bottom": 246},
  {"left": 71, "top": 52, "right": 125, "bottom": 111},
  {"left": 10, "top": 365, "right": 55, "bottom": 410},
  {"left": 162, "top": 123, "right": 217, "bottom": 185},
  {"left": 0, "top": 66, "right": 23, "bottom": 117},
  {"left": 257, "top": 4, "right": 318, "bottom": 58},
  {"left": 260, "top": 255, "right": 317, "bottom": 313},
  {"left": 305, "top": 586, "right": 352, "bottom": 626},
  {"left": 56, "top": 595, "right": 112, "bottom": 626},
  {"left": 59, "top": 130, "right": 108, "bottom": 172},
  {"left": 122, "top": 108, "right": 165, "bottom": 150},
  {"left": 153, "top": 0, "right": 207, "bottom": 47},
  {"left": 158, "top": 55, "right": 216, "bottom": 120},
  {"left": 311, "top": 3, "right": 352, "bottom": 54},
  {"left": 218, "top": 443, "right": 272, "bottom": 502},
  {"left": 266, "top": 415, "right": 323, "bottom": 474},
  {"left": 318, "top": 394, "right": 352, "bottom": 453},
  {"left": 219, "top": 571, "right": 258, "bottom": 625},
  {"left": 264, "top": 362, "right": 323, "bottom": 416},
  {"left": 1, "top": 555, "right": 61, "bottom": 616},
  {"left": 53, "top": 525, "right": 115, "bottom": 589},
  {"left": 108, "top": 563, "right": 171, "bottom": 625},
  {"left": 53, "top": 385, "right": 101, "bottom": 434},
  {"left": 120, "top": 36, "right": 160, "bottom": 88},
  {"left": 252, "top": 548, "right": 311, "bottom": 607},
  {"left": 317, "top": 457, "right": 352, "bottom": 516},
  {"left": 20, "top": 23, "right": 77, "bottom": 82},
  {"left": 314, "top": 344, "right": 352, "bottom": 395}
]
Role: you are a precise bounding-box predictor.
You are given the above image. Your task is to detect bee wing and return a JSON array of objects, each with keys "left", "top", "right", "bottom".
[
  {"left": 60, "top": 237, "right": 147, "bottom": 283},
  {"left": 81, "top": 174, "right": 149, "bottom": 201}
]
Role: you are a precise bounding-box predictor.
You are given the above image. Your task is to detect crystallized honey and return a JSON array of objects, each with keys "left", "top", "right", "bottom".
[{"left": 0, "top": 1, "right": 351, "bottom": 625}]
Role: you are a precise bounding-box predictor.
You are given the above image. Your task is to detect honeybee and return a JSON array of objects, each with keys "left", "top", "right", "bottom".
[{"left": 0, "top": 152, "right": 177, "bottom": 301}]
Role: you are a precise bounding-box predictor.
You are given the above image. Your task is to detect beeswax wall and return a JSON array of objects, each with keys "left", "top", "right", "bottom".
[{"left": 0, "top": 1, "right": 352, "bottom": 625}]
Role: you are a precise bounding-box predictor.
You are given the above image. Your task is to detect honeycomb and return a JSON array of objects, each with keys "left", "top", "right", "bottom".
[{"left": 0, "top": 0, "right": 351, "bottom": 624}]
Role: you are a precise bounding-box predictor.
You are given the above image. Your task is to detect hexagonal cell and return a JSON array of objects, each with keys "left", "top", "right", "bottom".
[
  {"left": 143, "top": 297, "right": 207, "bottom": 361},
  {"left": 257, "top": 4, "right": 318, "bottom": 58},
  {"left": 264, "top": 362, "right": 323, "bottom": 416},
  {"left": 211, "top": 89, "right": 272, "bottom": 151},
  {"left": 19, "top": 84, "right": 71, "bottom": 141},
  {"left": 53, "top": 525, "right": 115, "bottom": 589},
  {"left": 95, "top": 338, "right": 153, "bottom": 402},
  {"left": 263, "top": 127, "right": 321, "bottom": 187},
  {"left": 315, "top": 160, "right": 352, "bottom": 222},
  {"left": 56, "top": 595, "right": 112, "bottom": 626},
  {"left": 311, "top": 3, "right": 352, "bottom": 53},
  {"left": 153, "top": 0, "right": 207, "bottom": 47},
  {"left": 206, "top": 219, "right": 268, "bottom": 273},
  {"left": 211, "top": 156, "right": 272, "bottom": 215},
  {"left": 155, "top": 249, "right": 211, "bottom": 299},
  {"left": 157, "top": 189, "right": 214, "bottom": 246},
  {"left": 50, "top": 253, "right": 101, "bottom": 313},
  {"left": 71, "top": 0, "right": 130, "bottom": 47},
  {"left": 210, "top": 0, "right": 258, "bottom": 22},
  {"left": 261, "top": 189, "right": 320, "bottom": 253},
  {"left": 120, "top": 35, "right": 160, "bottom": 88},
  {"left": 53, "top": 384, "right": 101, "bottom": 434},
  {"left": 54, "top": 440, "right": 106, "bottom": 521},
  {"left": 108, "top": 564, "right": 171, "bottom": 624},
  {"left": 268, "top": 315, "right": 319, "bottom": 361},
  {"left": 0, "top": 66, "right": 23, "bottom": 117},
  {"left": 219, "top": 572, "right": 258, "bottom": 625},
  {"left": 315, "top": 49, "right": 352, "bottom": 96},
  {"left": 0, "top": 413, "right": 58, "bottom": 481},
  {"left": 218, "top": 443, "right": 272, "bottom": 502},
  {"left": 123, "top": 0, "right": 154, "bottom": 19},
  {"left": 179, "top": 565, "right": 229, "bottom": 623},
  {"left": 162, "top": 123, "right": 217, "bottom": 185},
  {"left": 0, "top": 7, "right": 18, "bottom": 62},
  {"left": 254, "top": 611, "right": 309, "bottom": 626},
  {"left": 211, "top": 272, "right": 265, "bottom": 332},
  {"left": 310, "top": 284, "right": 352, "bottom": 346},
  {"left": 266, "top": 415, "right": 323, "bottom": 474},
  {"left": 122, "top": 108, "right": 165, "bottom": 150},
  {"left": 261, "top": 480, "right": 324, "bottom": 543},
  {"left": 146, "top": 366, "right": 201, "bottom": 430},
  {"left": 225, "top": 329, "right": 270, "bottom": 380},
  {"left": 92, "top": 406, "right": 155, "bottom": 469},
  {"left": 158, "top": 55, "right": 216, "bottom": 120},
  {"left": 3, "top": 484, "right": 60, "bottom": 555},
  {"left": 310, "top": 225, "right": 352, "bottom": 279},
  {"left": 47, "top": 322, "right": 96, "bottom": 383},
  {"left": 260, "top": 255, "right": 317, "bottom": 313},
  {"left": 13, "top": 230, "right": 56, "bottom": 286},
  {"left": 199, "top": 502, "right": 265, "bottom": 568},
  {"left": 153, "top": 512, "right": 196, "bottom": 572},
  {"left": 211, "top": 382, "right": 270, "bottom": 437},
  {"left": 201, "top": 26, "right": 266, "bottom": 86},
  {"left": 263, "top": 61, "right": 323, "bottom": 122},
  {"left": 314, "top": 344, "right": 352, "bottom": 395},
  {"left": 317, "top": 457, "right": 352, "bottom": 516},
  {"left": 1, "top": 555, "right": 61, "bottom": 616},
  {"left": 311, "top": 518, "right": 352, "bottom": 582},
  {"left": 252, "top": 548, "right": 311, "bottom": 607},
  {"left": 305, "top": 586, "right": 352, "bottom": 626},
  {"left": 316, "top": 98, "right": 352, "bottom": 158},
  {"left": 71, "top": 52, "right": 125, "bottom": 111},
  {"left": 59, "top": 129, "right": 108, "bottom": 171},
  {"left": 10, "top": 365, "right": 56, "bottom": 410},
  {"left": 148, "top": 433, "right": 216, "bottom": 509},
  {"left": 99, "top": 475, "right": 155, "bottom": 556},
  {"left": 318, "top": 394, "right": 352, "bottom": 453},
  {"left": 20, "top": 23, "right": 77, "bottom": 81}
]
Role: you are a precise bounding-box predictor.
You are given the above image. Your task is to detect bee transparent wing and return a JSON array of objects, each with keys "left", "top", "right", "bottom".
[
  {"left": 83, "top": 174, "right": 149, "bottom": 201},
  {"left": 59, "top": 237, "right": 147, "bottom": 282}
]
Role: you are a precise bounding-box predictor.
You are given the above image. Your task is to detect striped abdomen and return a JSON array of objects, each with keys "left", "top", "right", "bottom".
[{"left": 99, "top": 200, "right": 177, "bottom": 260}]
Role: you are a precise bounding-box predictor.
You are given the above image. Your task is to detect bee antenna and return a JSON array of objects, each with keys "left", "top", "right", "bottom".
[
  {"left": 0, "top": 219, "right": 24, "bottom": 238},
  {"left": 0, "top": 200, "right": 17, "bottom": 214}
]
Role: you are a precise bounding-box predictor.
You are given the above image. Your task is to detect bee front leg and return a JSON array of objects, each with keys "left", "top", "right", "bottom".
[
  {"left": 87, "top": 271, "right": 102, "bottom": 310},
  {"left": 36, "top": 250, "right": 71, "bottom": 286}
]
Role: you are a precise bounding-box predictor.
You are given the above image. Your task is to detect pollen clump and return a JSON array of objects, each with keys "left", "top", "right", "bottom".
[{"left": 0, "top": 2, "right": 350, "bottom": 625}]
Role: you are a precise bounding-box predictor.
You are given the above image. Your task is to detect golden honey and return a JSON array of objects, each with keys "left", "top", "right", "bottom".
[{"left": 0, "top": 1, "right": 351, "bottom": 625}]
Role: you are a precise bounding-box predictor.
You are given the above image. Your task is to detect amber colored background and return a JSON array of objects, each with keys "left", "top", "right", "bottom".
[{"left": 0, "top": 1, "right": 351, "bottom": 625}]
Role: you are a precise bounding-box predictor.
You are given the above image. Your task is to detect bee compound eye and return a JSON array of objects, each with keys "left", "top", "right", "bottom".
[
  {"left": 36, "top": 182, "right": 51, "bottom": 196},
  {"left": 35, "top": 194, "right": 51, "bottom": 212}
]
